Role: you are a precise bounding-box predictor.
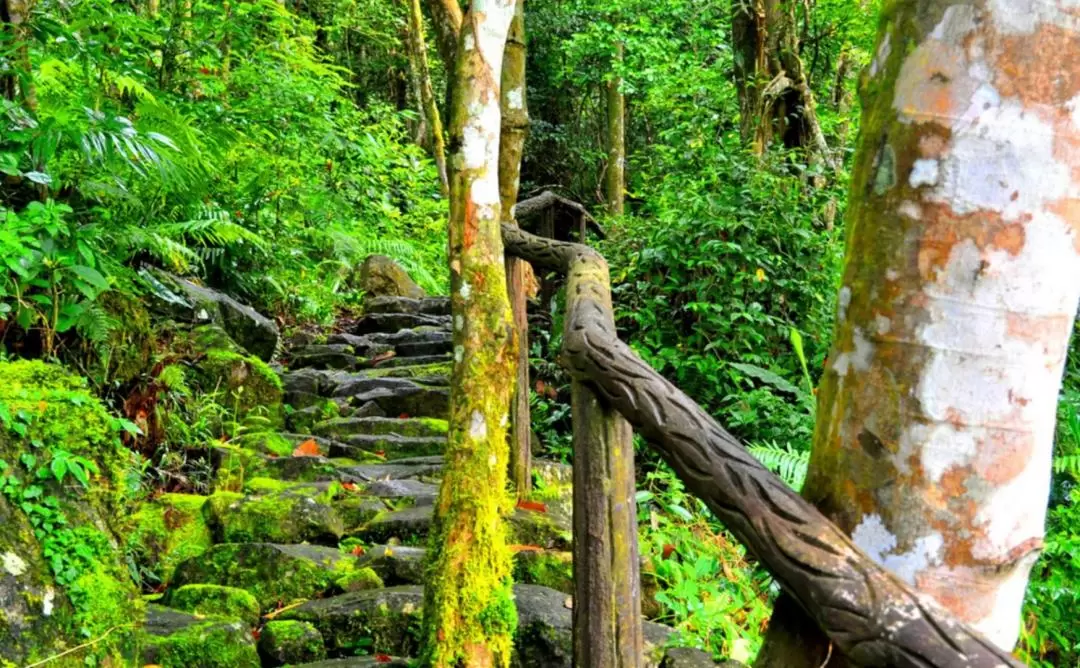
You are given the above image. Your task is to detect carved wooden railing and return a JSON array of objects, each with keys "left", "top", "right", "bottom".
[{"left": 501, "top": 222, "right": 1026, "bottom": 668}]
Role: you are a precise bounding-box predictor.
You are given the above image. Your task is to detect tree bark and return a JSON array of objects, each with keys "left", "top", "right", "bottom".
[
  {"left": 2, "top": 0, "right": 36, "bottom": 111},
  {"left": 420, "top": 0, "right": 519, "bottom": 665},
  {"left": 426, "top": 0, "right": 463, "bottom": 112},
  {"left": 498, "top": 0, "right": 531, "bottom": 499},
  {"left": 407, "top": 0, "right": 450, "bottom": 195},
  {"left": 758, "top": 0, "right": 1080, "bottom": 664},
  {"left": 606, "top": 41, "right": 625, "bottom": 215}
]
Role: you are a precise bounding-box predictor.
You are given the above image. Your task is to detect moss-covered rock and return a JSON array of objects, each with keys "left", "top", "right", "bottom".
[
  {"left": 335, "top": 566, "right": 384, "bottom": 592},
  {"left": 196, "top": 348, "right": 284, "bottom": 428},
  {"left": 230, "top": 431, "right": 295, "bottom": 457},
  {"left": 138, "top": 604, "right": 260, "bottom": 667},
  {"left": 125, "top": 493, "right": 213, "bottom": 585},
  {"left": 203, "top": 484, "right": 344, "bottom": 544},
  {"left": 167, "top": 584, "right": 261, "bottom": 626},
  {"left": 258, "top": 620, "right": 327, "bottom": 666},
  {"left": 280, "top": 585, "right": 425, "bottom": 656},
  {"left": 352, "top": 505, "right": 571, "bottom": 549},
  {"left": 312, "top": 416, "right": 447, "bottom": 441},
  {"left": 0, "top": 360, "right": 143, "bottom": 666},
  {"left": 512, "top": 550, "right": 573, "bottom": 594},
  {"left": 171, "top": 543, "right": 361, "bottom": 609}
]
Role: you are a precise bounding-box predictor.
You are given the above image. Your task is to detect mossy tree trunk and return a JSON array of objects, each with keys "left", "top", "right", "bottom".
[
  {"left": 757, "top": 1, "right": 1080, "bottom": 665},
  {"left": 499, "top": 0, "right": 531, "bottom": 499},
  {"left": 407, "top": 0, "right": 449, "bottom": 195},
  {"left": 2, "top": 0, "right": 36, "bottom": 111},
  {"left": 605, "top": 41, "right": 625, "bottom": 215},
  {"left": 426, "top": 0, "right": 463, "bottom": 111},
  {"left": 421, "top": 1, "right": 520, "bottom": 665}
]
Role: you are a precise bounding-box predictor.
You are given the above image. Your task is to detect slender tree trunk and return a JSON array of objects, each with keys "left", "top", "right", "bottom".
[
  {"left": 407, "top": 0, "right": 450, "bottom": 195},
  {"left": 426, "top": 0, "right": 463, "bottom": 111},
  {"left": 3, "top": 0, "right": 36, "bottom": 111},
  {"left": 606, "top": 42, "right": 625, "bottom": 215},
  {"left": 220, "top": 1, "right": 232, "bottom": 84},
  {"left": 498, "top": 0, "right": 531, "bottom": 499},
  {"left": 421, "top": 1, "right": 519, "bottom": 665},
  {"left": 757, "top": 1, "right": 1080, "bottom": 665}
]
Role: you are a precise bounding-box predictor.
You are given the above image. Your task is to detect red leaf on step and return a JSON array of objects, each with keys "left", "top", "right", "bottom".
[
  {"left": 251, "top": 628, "right": 261, "bottom": 640},
  {"left": 292, "top": 439, "right": 321, "bottom": 457},
  {"left": 375, "top": 654, "right": 393, "bottom": 663},
  {"left": 398, "top": 413, "right": 410, "bottom": 419},
  {"left": 516, "top": 500, "right": 547, "bottom": 513},
  {"left": 374, "top": 450, "right": 386, "bottom": 458},
  {"left": 351, "top": 545, "right": 366, "bottom": 556},
  {"left": 662, "top": 544, "right": 676, "bottom": 559},
  {"left": 370, "top": 350, "right": 396, "bottom": 364},
  {"left": 341, "top": 482, "right": 359, "bottom": 491}
]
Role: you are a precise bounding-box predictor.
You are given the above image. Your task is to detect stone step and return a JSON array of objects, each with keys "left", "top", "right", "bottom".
[
  {"left": 332, "top": 433, "right": 446, "bottom": 460},
  {"left": 294, "top": 658, "right": 410, "bottom": 668},
  {"left": 329, "top": 327, "right": 451, "bottom": 349},
  {"left": 138, "top": 604, "right": 260, "bottom": 667},
  {"left": 283, "top": 370, "right": 448, "bottom": 409},
  {"left": 353, "top": 505, "right": 571, "bottom": 550},
  {"left": 290, "top": 344, "right": 360, "bottom": 370},
  {"left": 170, "top": 543, "right": 367, "bottom": 609},
  {"left": 392, "top": 339, "right": 453, "bottom": 357},
  {"left": 279, "top": 584, "right": 676, "bottom": 666},
  {"left": 312, "top": 416, "right": 448, "bottom": 441},
  {"left": 365, "top": 295, "right": 450, "bottom": 316},
  {"left": 352, "top": 313, "right": 450, "bottom": 335},
  {"left": 337, "top": 456, "right": 445, "bottom": 482},
  {"left": 368, "top": 353, "right": 452, "bottom": 368},
  {"left": 339, "top": 384, "right": 449, "bottom": 418}
]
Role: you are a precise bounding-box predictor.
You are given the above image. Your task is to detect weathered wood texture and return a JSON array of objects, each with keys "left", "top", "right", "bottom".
[{"left": 501, "top": 223, "right": 1026, "bottom": 668}]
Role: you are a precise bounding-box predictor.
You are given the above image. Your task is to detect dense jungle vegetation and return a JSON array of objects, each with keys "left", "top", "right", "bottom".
[{"left": 0, "top": 0, "right": 1078, "bottom": 666}]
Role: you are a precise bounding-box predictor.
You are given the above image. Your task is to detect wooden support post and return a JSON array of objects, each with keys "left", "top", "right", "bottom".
[
  {"left": 538, "top": 207, "right": 556, "bottom": 311},
  {"left": 571, "top": 383, "right": 640, "bottom": 667},
  {"left": 507, "top": 255, "right": 531, "bottom": 497}
]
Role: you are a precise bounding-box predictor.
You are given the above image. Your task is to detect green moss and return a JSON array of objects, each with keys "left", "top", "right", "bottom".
[
  {"left": 230, "top": 432, "right": 293, "bottom": 457},
  {"left": 196, "top": 350, "right": 284, "bottom": 428},
  {"left": 71, "top": 562, "right": 145, "bottom": 642},
  {"left": 125, "top": 494, "right": 212, "bottom": 585},
  {"left": 258, "top": 620, "right": 326, "bottom": 665},
  {"left": 167, "top": 585, "right": 261, "bottom": 626},
  {"left": 203, "top": 488, "right": 344, "bottom": 544},
  {"left": 140, "top": 611, "right": 260, "bottom": 668},
  {"left": 418, "top": 417, "right": 449, "bottom": 434},
  {"left": 334, "top": 566, "right": 384, "bottom": 592},
  {"left": 362, "top": 361, "right": 452, "bottom": 378},
  {"left": 512, "top": 551, "right": 573, "bottom": 593},
  {"left": 212, "top": 445, "right": 263, "bottom": 492}
]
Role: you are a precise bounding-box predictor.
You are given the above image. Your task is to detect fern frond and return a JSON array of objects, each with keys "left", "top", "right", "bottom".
[{"left": 747, "top": 442, "right": 809, "bottom": 491}]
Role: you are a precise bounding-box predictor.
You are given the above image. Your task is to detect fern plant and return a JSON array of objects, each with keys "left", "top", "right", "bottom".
[{"left": 747, "top": 442, "right": 810, "bottom": 491}]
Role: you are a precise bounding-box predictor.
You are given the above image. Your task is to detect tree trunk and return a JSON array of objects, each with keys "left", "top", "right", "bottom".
[
  {"left": 606, "top": 41, "right": 625, "bottom": 215},
  {"left": 498, "top": 0, "right": 531, "bottom": 499},
  {"left": 421, "top": 1, "right": 519, "bottom": 665},
  {"left": 407, "top": 0, "right": 449, "bottom": 195},
  {"left": 426, "top": 0, "right": 463, "bottom": 111},
  {"left": 2, "top": 0, "right": 36, "bottom": 111},
  {"left": 731, "top": 0, "right": 830, "bottom": 164},
  {"left": 757, "top": 1, "right": 1080, "bottom": 665}
]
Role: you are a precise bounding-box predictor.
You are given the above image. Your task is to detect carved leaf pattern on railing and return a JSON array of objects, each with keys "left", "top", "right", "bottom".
[{"left": 501, "top": 222, "right": 1026, "bottom": 668}]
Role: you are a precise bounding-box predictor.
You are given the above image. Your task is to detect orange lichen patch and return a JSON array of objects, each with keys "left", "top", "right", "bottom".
[
  {"left": 463, "top": 196, "right": 478, "bottom": 249},
  {"left": 915, "top": 205, "right": 1028, "bottom": 280},
  {"left": 1006, "top": 312, "right": 1073, "bottom": 358},
  {"left": 993, "top": 24, "right": 1080, "bottom": 110},
  {"left": 974, "top": 430, "right": 1033, "bottom": 486},
  {"left": 915, "top": 568, "right": 999, "bottom": 624}
]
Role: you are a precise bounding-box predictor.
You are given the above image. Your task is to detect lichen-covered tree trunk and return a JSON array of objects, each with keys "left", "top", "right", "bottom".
[
  {"left": 421, "top": 1, "right": 520, "bottom": 665},
  {"left": 498, "top": 0, "right": 532, "bottom": 498},
  {"left": 757, "top": 1, "right": 1080, "bottom": 665},
  {"left": 407, "top": 0, "right": 449, "bottom": 195},
  {"left": 426, "top": 0, "right": 463, "bottom": 111},
  {"left": 606, "top": 42, "right": 625, "bottom": 215}
]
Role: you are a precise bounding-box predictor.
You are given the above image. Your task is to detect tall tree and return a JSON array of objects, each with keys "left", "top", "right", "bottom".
[
  {"left": 420, "top": 0, "right": 520, "bottom": 665},
  {"left": 406, "top": 0, "right": 449, "bottom": 195},
  {"left": 499, "top": 0, "right": 532, "bottom": 498},
  {"left": 606, "top": 41, "right": 626, "bottom": 215},
  {"left": 756, "top": 0, "right": 1080, "bottom": 665},
  {"left": 2, "top": 0, "right": 36, "bottom": 111}
]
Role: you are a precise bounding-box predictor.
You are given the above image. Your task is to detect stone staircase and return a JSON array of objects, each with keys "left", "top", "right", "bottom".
[{"left": 132, "top": 294, "right": 715, "bottom": 667}]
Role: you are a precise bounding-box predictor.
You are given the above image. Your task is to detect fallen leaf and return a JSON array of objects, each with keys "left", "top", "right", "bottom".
[
  {"left": 374, "top": 450, "right": 386, "bottom": 458},
  {"left": 509, "top": 544, "right": 543, "bottom": 553},
  {"left": 398, "top": 413, "right": 410, "bottom": 419},
  {"left": 292, "top": 439, "right": 320, "bottom": 457},
  {"left": 370, "top": 350, "right": 396, "bottom": 364},
  {"left": 375, "top": 655, "right": 393, "bottom": 664},
  {"left": 662, "top": 543, "right": 676, "bottom": 559},
  {"left": 251, "top": 628, "right": 261, "bottom": 640},
  {"left": 341, "top": 482, "right": 359, "bottom": 491},
  {"left": 516, "top": 500, "right": 547, "bottom": 513},
  {"left": 351, "top": 545, "right": 366, "bottom": 556}
]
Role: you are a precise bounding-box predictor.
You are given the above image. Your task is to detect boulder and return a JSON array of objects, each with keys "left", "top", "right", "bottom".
[
  {"left": 144, "top": 269, "right": 280, "bottom": 361},
  {"left": 291, "top": 344, "right": 361, "bottom": 371},
  {"left": 355, "top": 545, "right": 427, "bottom": 585},
  {"left": 0, "top": 361, "right": 142, "bottom": 666},
  {"left": 258, "top": 620, "right": 327, "bottom": 666},
  {"left": 368, "top": 353, "right": 453, "bottom": 369},
  {"left": 170, "top": 543, "right": 363, "bottom": 609},
  {"left": 344, "top": 385, "right": 450, "bottom": 418},
  {"left": 358, "top": 255, "right": 426, "bottom": 299},
  {"left": 138, "top": 604, "right": 260, "bottom": 667},
  {"left": 166, "top": 584, "right": 262, "bottom": 626},
  {"left": 513, "top": 550, "right": 573, "bottom": 594},
  {"left": 353, "top": 506, "right": 570, "bottom": 549},
  {"left": 125, "top": 493, "right": 213, "bottom": 586}
]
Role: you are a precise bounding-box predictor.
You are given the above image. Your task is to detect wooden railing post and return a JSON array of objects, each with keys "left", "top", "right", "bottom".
[{"left": 571, "top": 383, "right": 641, "bottom": 667}]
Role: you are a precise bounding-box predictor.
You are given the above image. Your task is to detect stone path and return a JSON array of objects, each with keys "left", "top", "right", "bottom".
[{"left": 133, "top": 295, "right": 715, "bottom": 667}]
